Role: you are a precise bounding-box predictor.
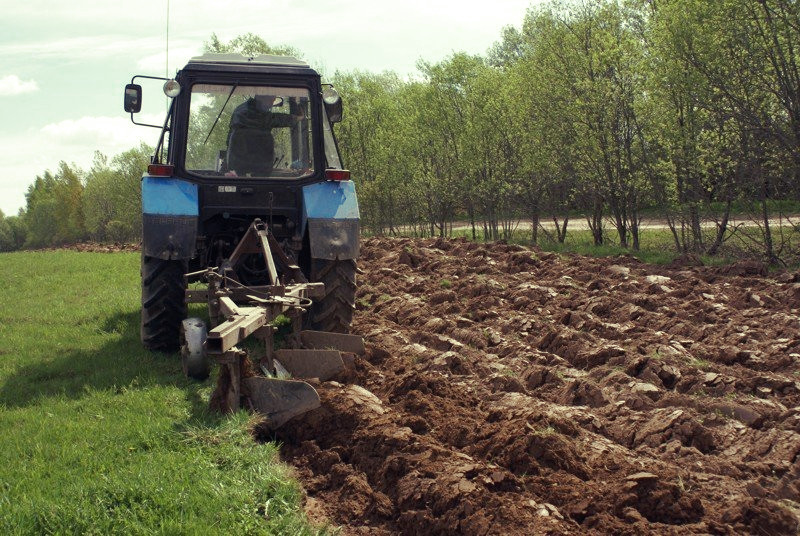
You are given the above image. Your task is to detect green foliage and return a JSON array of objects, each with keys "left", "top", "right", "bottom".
[
  {"left": 337, "top": 0, "right": 800, "bottom": 263},
  {"left": 23, "top": 161, "right": 87, "bottom": 248},
  {"left": 205, "top": 33, "right": 301, "bottom": 58},
  {"left": 0, "top": 251, "right": 318, "bottom": 534},
  {"left": 83, "top": 145, "right": 150, "bottom": 242},
  {"left": 331, "top": 70, "right": 410, "bottom": 233},
  {"left": 0, "top": 213, "right": 26, "bottom": 252}
]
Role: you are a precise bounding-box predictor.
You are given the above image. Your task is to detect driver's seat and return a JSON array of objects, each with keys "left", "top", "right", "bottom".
[{"left": 226, "top": 127, "right": 274, "bottom": 176}]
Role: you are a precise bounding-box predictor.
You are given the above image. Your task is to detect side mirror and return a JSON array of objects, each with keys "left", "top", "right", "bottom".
[
  {"left": 124, "top": 84, "right": 142, "bottom": 113},
  {"left": 322, "top": 87, "right": 343, "bottom": 123}
]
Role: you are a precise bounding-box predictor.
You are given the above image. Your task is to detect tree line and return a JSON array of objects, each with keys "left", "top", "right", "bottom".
[
  {"left": 335, "top": 0, "right": 800, "bottom": 263},
  {"left": 0, "top": 146, "right": 151, "bottom": 251},
  {"left": 3, "top": 0, "right": 800, "bottom": 263}
]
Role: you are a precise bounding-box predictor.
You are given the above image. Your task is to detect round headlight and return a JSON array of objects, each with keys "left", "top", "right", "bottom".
[
  {"left": 163, "top": 79, "right": 181, "bottom": 98},
  {"left": 322, "top": 87, "right": 341, "bottom": 106}
]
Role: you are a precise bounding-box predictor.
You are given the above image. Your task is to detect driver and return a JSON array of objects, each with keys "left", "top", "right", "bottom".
[{"left": 226, "top": 95, "right": 303, "bottom": 176}]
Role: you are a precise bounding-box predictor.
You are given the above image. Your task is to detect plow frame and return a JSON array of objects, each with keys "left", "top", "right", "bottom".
[{"left": 181, "top": 219, "right": 363, "bottom": 427}]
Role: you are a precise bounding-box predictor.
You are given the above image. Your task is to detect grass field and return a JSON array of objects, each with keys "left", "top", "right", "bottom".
[
  {"left": 0, "top": 251, "right": 318, "bottom": 535},
  {"left": 437, "top": 221, "right": 800, "bottom": 266}
]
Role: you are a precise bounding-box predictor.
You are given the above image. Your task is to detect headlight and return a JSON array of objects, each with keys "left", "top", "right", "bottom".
[
  {"left": 163, "top": 79, "right": 181, "bottom": 98},
  {"left": 322, "top": 87, "right": 341, "bottom": 106}
]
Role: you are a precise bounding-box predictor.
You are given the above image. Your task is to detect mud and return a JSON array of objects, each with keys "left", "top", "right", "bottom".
[
  {"left": 271, "top": 237, "right": 800, "bottom": 535},
  {"left": 46, "top": 241, "right": 140, "bottom": 253}
]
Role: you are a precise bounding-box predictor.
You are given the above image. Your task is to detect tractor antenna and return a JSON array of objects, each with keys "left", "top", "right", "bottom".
[{"left": 165, "top": 0, "right": 170, "bottom": 78}]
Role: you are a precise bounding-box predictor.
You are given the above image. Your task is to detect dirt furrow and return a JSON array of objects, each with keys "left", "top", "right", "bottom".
[{"left": 274, "top": 237, "right": 800, "bottom": 535}]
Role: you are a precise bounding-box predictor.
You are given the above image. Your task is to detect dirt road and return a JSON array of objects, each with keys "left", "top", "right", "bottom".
[
  {"left": 449, "top": 214, "right": 799, "bottom": 233},
  {"left": 274, "top": 237, "right": 800, "bottom": 535}
]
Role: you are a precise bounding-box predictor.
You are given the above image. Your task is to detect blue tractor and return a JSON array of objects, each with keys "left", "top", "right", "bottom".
[{"left": 124, "top": 54, "right": 362, "bottom": 426}]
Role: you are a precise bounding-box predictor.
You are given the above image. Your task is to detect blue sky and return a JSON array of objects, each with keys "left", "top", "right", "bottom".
[{"left": 0, "top": 0, "right": 534, "bottom": 216}]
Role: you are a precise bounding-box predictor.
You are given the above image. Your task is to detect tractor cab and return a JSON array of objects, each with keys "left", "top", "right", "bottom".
[{"left": 125, "top": 54, "right": 344, "bottom": 183}]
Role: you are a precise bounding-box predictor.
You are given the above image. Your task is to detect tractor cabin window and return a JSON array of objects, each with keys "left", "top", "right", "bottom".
[{"left": 185, "top": 84, "right": 314, "bottom": 179}]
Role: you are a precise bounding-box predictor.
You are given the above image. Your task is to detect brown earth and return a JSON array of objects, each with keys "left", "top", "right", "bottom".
[
  {"left": 51, "top": 237, "right": 800, "bottom": 532},
  {"left": 262, "top": 237, "right": 800, "bottom": 535},
  {"left": 271, "top": 237, "right": 800, "bottom": 535},
  {"left": 39, "top": 242, "right": 140, "bottom": 253}
]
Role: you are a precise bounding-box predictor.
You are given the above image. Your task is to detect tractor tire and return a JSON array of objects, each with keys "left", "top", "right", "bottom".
[
  {"left": 308, "top": 258, "right": 357, "bottom": 333},
  {"left": 140, "top": 255, "right": 187, "bottom": 352}
]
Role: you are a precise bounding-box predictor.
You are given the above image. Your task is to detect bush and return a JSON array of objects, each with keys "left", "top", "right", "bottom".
[{"left": 105, "top": 220, "right": 133, "bottom": 243}]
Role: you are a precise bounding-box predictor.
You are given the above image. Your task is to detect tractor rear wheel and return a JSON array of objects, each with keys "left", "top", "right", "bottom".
[
  {"left": 308, "top": 258, "right": 356, "bottom": 333},
  {"left": 140, "top": 255, "right": 187, "bottom": 352}
]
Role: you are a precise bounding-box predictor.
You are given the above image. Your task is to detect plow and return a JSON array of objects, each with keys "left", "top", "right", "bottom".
[{"left": 180, "top": 220, "right": 364, "bottom": 428}]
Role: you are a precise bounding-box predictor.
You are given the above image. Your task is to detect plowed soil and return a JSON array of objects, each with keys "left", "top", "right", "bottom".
[
  {"left": 273, "top": 237, "right": 800, "bottom": 535},
  {"left": 44, "top": 242, "right": 140, "bottom": 253}
]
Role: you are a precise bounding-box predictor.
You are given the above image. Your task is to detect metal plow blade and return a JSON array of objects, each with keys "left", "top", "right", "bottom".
[
  {"left": 242, "top": 377, "right": 321, "bottom": 429},
  {"left": 300, "top": 330, "right": 366, "bottom": 355},
  {"left": 275, "top": 349, "right": 345, "bottom": 381}
]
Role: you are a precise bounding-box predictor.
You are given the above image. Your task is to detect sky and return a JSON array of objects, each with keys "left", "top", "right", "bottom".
[{"left": 0, "top": 0, "right": 536, "bottom": 216}]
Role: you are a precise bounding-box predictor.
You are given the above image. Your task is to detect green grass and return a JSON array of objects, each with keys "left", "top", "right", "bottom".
[
  {"left": 533, "top": 230, "right": 680, "bottom": 265},
  {"left": 0, "top": 251, "right": 319, "bottom": 535},
  {"left": 385, "top": 203, "right": 800, "bottom": 266},
  {"left": 447, "top": 226, "right": 686, "bottom": 264},
  {"left": 444, "top": 223, "right": 800, "bottom": 266}
]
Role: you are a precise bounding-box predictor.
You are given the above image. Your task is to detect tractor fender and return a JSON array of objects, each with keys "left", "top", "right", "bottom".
[
  {"left": 141, "top": 176, "right": 198, "bottom": 260},
  {"left": 302, "top": 180, "right": 360, "bottom": 261}
]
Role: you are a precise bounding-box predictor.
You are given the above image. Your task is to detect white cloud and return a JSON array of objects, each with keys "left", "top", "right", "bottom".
[
  {"left": 0, "top": 75, "right": 39, "bottom": 96},
  {"left": 0, "top": 35, "right": 165, "bottom": 62},
  {"left": 41, "top": 114, "right": 162, "bottom": 151}
]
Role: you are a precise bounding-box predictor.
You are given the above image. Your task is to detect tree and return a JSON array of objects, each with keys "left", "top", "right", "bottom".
[
  {"left": 83, "top": 145, "right": 150, "bottom": 242},
  {"left": 205, "top": 33, "right": 301, "bottom": 58},
  {"left": 0, "top": 210, "right": 26, "bottom": 252},
  {"left": 23, "top": 162, "right": 86, "bottom": 247},
  {"left": 332, "top": 70, "right": 410, "bottom": 234},
  {"left": 646, "top": 0, "right": 800, "bottom": 261}
]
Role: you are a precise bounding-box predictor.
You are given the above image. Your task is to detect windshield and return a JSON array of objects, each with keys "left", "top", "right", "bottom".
[{"left": 185, "top": 84, "right": 314, "bottom": 179}]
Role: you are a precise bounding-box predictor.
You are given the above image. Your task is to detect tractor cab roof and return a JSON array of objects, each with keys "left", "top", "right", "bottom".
[{"left": 182, "top": 53, "right": 318, "bottom": 78}]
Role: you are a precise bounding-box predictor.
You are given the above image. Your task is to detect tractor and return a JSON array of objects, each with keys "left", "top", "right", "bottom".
[{"left": 124, "top": 53, "right": 362, "bottom": 427}]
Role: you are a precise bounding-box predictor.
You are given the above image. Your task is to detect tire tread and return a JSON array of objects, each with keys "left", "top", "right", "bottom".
[
  {"left": 141, "top": 256, "right": 187, "bottom": 352},
  {"left": 308, "top": 258, "right": 356, "bottom": 333}
]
